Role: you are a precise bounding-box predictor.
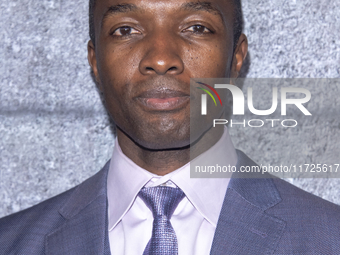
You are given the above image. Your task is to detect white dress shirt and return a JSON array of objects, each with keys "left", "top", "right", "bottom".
[{"left": 107, "top": 127, "right": 238, "bottom": 254}]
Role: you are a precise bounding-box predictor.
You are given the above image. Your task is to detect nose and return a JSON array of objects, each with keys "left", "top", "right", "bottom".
[{"left": 139, "top": 32, "right": 184, "bottom": 76}]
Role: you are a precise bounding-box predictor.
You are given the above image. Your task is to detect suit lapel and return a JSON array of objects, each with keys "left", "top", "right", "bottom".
[
  {"left": 210, "top": 151, "right": 286, "bottom": 255},
  {"left": 45, "top": 162, "right": 111, "bottom": 255}
]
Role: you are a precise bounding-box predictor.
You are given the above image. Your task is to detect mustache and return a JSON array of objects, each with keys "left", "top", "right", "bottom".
[{"left": 131, "top": 76, "right": 192, "bottom": 97}]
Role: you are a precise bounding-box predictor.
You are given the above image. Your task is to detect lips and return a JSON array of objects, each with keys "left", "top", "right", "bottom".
[{"left": 135, "top": 89, "right": 190, "bottom": 111}]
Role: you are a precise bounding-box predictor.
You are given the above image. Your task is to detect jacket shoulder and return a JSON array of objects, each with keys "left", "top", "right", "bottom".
[
  {"left": 0, "top": 186, "right": 75, "bottom": 254},
  {"left": 272, "top": 177, "right": 340, "bottom": 215},
  {"left": 0, "top": 160, "right": 110, "bottom": 255},
  {"left": 270, "top": 177, "right": 340, "bottom": 253},
  {"left": 235, "top": 150, "right": 340, "bottom": 253}
]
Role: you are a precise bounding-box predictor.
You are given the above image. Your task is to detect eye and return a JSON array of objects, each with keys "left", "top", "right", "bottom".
[
  {"left": 184, "top": 25, "right": 212, "bottom": 34},
  {"left": 112, "top": 26, "right": 140, "bottom": 37}
]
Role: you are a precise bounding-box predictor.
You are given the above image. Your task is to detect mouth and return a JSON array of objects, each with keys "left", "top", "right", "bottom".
[{"left": 135, "top": 89, "right": 190, "bottom": 111}]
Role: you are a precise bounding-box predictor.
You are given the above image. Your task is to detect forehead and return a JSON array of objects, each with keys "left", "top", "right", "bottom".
[{"left": 93, "top": 0, "right": 235, "bottom": 26}]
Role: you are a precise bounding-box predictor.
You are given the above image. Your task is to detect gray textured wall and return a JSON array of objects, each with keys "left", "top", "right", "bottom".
[{"left": 0, "top": 0, "right": 339, "bottom": 218}]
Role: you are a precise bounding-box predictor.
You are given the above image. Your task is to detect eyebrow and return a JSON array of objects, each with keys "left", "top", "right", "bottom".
[
  {"left": 102, "top": 3, "right": 139, "bottom": 26},
  {"left": 101, "top": 1, "right": 223, "bottom": 27},
  {"left": 181, "top": 2, "right": 224, "bottom": 22}
]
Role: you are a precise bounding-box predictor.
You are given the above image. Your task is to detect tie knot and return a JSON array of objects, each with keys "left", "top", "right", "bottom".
[{"left": 138, "top": 186, "right": 185, "bottom": 218}]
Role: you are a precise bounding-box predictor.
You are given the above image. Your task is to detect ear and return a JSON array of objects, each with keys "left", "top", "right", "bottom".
[
  {"left": 230, "top": 33, "right": 248, "bottom": 78},
  {"left": 87, "top": 40, "right": 103, "bottom": 91}
]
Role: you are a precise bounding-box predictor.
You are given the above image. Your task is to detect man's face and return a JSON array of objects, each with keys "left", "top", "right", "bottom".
[{"left": 88, "top": 0, "right": 245, "bottom": 150}]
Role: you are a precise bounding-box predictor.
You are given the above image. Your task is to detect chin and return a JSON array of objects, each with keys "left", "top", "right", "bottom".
[
  {"left": 134, "top": 126, "right": 191, "bottom": 151},
  {"left": 138, "top": 138, "right": 190, "bottom": 151}
]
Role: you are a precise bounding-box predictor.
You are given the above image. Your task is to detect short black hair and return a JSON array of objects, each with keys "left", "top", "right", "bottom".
[
  {"left": 232, "top": 0, "right": 244, "bottom": 50},
  {"left": 89, "top": 0, "right": 243, "bottom": 50}
]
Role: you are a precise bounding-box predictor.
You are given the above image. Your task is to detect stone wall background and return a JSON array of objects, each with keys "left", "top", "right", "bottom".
[{"left": 1, "top": 0, "right": 339, "bottom": 217}]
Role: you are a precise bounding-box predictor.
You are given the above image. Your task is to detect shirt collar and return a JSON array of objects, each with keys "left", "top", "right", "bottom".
[{"left": 107, "top": 127, "right": 238, "bottom": 230}]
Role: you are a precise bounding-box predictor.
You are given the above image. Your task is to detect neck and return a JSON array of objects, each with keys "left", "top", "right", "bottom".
[{"left": 117, "top": 126, "right": 224, "bottom": 176}]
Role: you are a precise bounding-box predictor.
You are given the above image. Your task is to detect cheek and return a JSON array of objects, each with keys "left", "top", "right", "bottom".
[
  {"left": 96, "top": 57, "right": 130, "bottom": 119},
  {"left": 97, "top": 40, "right": 142, "bottom": 82},
  {"left": 101, "top": 84, "right": 126, "bottom": 123},
  {"left": 96, "top": 46, "right": 137, "bottom": 102},
  {"left": 184, "top": 44, "right": 231, "bottom": 77}
]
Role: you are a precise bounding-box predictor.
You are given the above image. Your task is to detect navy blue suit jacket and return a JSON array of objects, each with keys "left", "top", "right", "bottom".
[{"left": 1, "top": 150, "right": 340, "bottom": 254}]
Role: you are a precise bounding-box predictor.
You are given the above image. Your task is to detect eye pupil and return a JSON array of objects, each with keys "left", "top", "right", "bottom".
[
  {"left": 120, "top": 27, "right": 131, "bottom": 35},
  {"left": 194, "top": 25, "right": 205, "bottom": 33}
]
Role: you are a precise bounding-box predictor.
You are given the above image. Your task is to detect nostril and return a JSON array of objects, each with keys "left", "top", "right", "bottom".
[
  {"left": 146, "top": 67, "right": 154, "bottom": 71},
  {"left": 168, "top": 67, "right": 177, "bottom": 71}
]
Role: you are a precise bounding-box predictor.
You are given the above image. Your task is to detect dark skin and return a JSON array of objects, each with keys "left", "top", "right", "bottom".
[{"left": 88, "top": 0, "right": 248, "bottom": 175}]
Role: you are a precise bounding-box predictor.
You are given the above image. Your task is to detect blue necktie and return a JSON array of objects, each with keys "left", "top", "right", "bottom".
[{"left": 138, "top": 186, "right": 185, "bottom": 255}]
